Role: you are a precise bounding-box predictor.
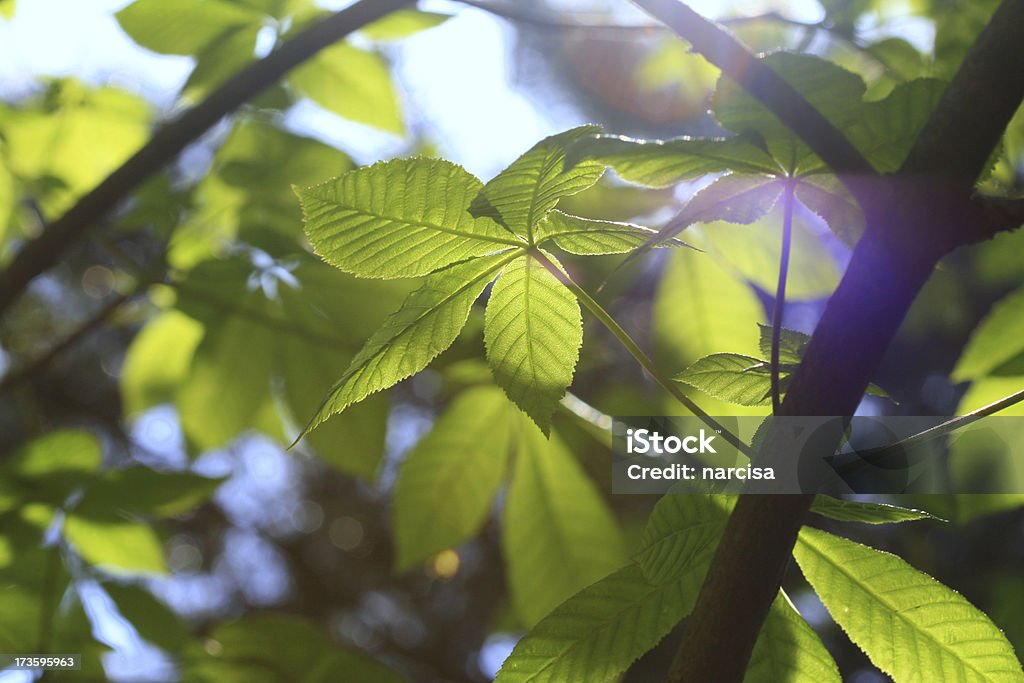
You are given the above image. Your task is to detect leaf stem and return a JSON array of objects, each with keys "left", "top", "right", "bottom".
[
  {"left": 529, "top": 248, "right": 751, "bottom": 456},
  {"left": 770, "top": 180, "right": 795, "bottom": 414},
  {"left": 860, "top": 386, "right": 1024, "bottom": 458}
]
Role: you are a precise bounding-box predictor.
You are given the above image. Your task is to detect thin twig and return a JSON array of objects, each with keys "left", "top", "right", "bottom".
[
  {"left": 0, "top": 0, "right": 413, "bottom": 320},
  {"left": 770, "top": 180, "right": 795, "bottom": 414},
  {"left": 0, "top": 290, "right": 138, "bottom": 393}
]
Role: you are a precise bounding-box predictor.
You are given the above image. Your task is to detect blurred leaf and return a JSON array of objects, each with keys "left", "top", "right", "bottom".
[
  {"left": 809, "top": 496, "right": 939, "bottom": 524},
  {"left": 82, "top": 468, "right": 223, "bottom": 518},
  {"left": 867, "top": 38, "right": 929, "bottom": 81},
  {"left": 116, "top": 0, "right": 260, "bottom": 56},
  {"left": 5, "top": 429, "right": 101, "bottom": 479},
  {"left": 654, "top": 248, "right": 763, "bottom": 371},
  {"left": 703, "top": 206, "right": 840, "bottom": 299},
  {"left": 105, "top": 583, "right": 190, "bottom": 654},
  {"left": 393, "top": 386, "right": 515, "bottom": 571},
  {"left": 361, "top": 9, "right": 450, "bottom": 40},
  {"left": 299, "top": 252, "right": 515, "bottom": 438},
  {"left": 565, "top": 134, "right": 779, "bottom": 188},
  {"left": 5, "top": 81, "right": 150, "bottom": 214},
  {"left": 121, "top": 310, "right": 204, "bottom": 416},
  {"left": 188, "top": 615, "right": 402, "bottom": 682},
  {"left": 182, "top": 24, "right": 260, "bottom": 99},
  {"left": 504, "top": 420, "right": 627, "bottom": 627},
  {"left": 298, "top": 158, "right": 520, "bottom": 279},
  {"left": 177, "top": 304, "right": 276, "bottom": 451},
  {"left": 952, "top": 284, "right": 1024, "bottom": 382},
  {"left": 958, "top": 376, "right": 1024, "bottom": 417},
  {"left": 64, "top": 503, "right": 167, "bottom": 574},
  {"left": 745, "top": 594, "right": 841, "bottom": 683},
  {"left": 535, "top": 210, "right": 673, "bottom": 256},
  {"left": 674, "top": 353, "right": 773, "bottom": 407},
  {"left": 475, "top": 126, "right": 604, "bottom": 240},
  {"left": 0, "top": 0, "right": 13, "bottom": 19},
  {"left": 794, "top": 527, "right": 1024, "bottom": 682},
  {"left": 485, "top": 254, "right": 582, "bottom": 433},
  {"left": 290, "top": 42, "right": 404, "bottom": 134}
]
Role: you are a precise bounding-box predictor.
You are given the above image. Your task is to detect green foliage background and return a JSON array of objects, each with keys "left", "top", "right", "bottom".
[{"left": 0, "top": 0, "right": 1023, "bottom": 681}]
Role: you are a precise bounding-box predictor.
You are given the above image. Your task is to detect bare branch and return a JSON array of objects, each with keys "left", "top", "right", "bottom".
[{"left": 0, "top": 0, "right": 413, "bottom": 320}]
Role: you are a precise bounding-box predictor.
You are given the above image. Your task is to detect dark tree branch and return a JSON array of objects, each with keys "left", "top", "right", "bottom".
[
  {"left": 0, "top": 290, "right": 137, "bottom": 394},
  {"left": 630, "top": 0, "right": 879, "bottom": 208},
  {"left": 638, "top": 1, "right": 1024, "bottom": 681},
  {"left": 769, "top": 179, "right": 795, "bottom": 415},
  {"left": 0, "top": 0, "right": 412, "bottom": 320},
  {"left": 973, "top": 195, "right": 1024, "bottom": 240}
]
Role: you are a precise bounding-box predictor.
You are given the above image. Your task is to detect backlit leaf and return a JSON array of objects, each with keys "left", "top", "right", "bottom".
[
  {"left": 809, "top": 496, "right": 939, "bottom": 524},
  {"left": 504, "top": 420, "right": 627, "bottom": 627},
  {"left": 674, "top": 353, "right": 773, "bottom": 407},
  {"left": 362, "top": 9, "right": 450, "bottom": 40},
  {"left": 535, "top": 210, "right": 675, "bottom": 256},
  {"left": 952, "top": 285, "right": 1024, "bottom": 382},
  {"left": 745, "top": 594, "right": 841, "bottom": 683},
  {"left": 116, "top": 0, "right": 260, "bottom": 56},
  {"left": 393, "top": 386, "right": 515, "bottom": 571},
  {"left": 297, "top": 158, "right": 522, "bottom": 279},
  {"left": 484, "top": 253, "right": 582, "bottom": 433},
  {"left": 299, "top": 252, "right": 517, "bottom": 438},
  {"left": 794, "top": 527, "right": 1024, "bottom": 682},
  {"left": 475, "top": 126, "right": 605, "bottom": 240}
]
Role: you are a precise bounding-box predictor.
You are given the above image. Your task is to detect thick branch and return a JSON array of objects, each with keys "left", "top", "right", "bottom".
[
  {"left": 974, "top": 195, "right": 1024, "bottom": 240},
  {"left": 0, "top": 0, "right": 412, "bottom": 320},
  {"left": 630, "top": 0, "right": 878, "bottom": 206},
  {"left": 657, "top": 1, "right": 1024, "bottom": 681}
]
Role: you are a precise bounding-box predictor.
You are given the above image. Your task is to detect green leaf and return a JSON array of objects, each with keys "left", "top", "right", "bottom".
[
  {"left": 504, "top": 421, "right": 627, "bottom": 627},
  {"left": 713, "top": 53, "right": 866, "bottom": 174},
  {"left": 297, "top": 158, "right": 522, "bottom": 279},
  {"left": 182, "top": 24, "right": 261, "bottom": 99},
  {"left": 116, "top": 0, "right": 260, "bottom": 56},
  {"left": 5, "top": 429, "right": 101, "bottom": 480},
  {"left": 952, "top": 284, "right": 1024, "bottom": 382},
  {"left": 290, "top": 42, "right": 404, "bottom": 134},
  {"left": 810, "top": 495, "right": 940, "bottom": 524},
  {"left": 0, "top": 0, "right": 14, "bottom": 19},
  {"left": 177, "top": 304, "right": 276, "bottom": 450},
  {"left": 535, "top": 210, "right": 675, "bottom": 256},
  {"left": 393, "top": 386, "right": 515, "bottom": 571},
  {"left": 105, "top": 583, "right": 190, "bottom": 654},
  {"left": 680, "top": 174, "right": 784, "bottom": 226},
  {"left": 794, "top": 527, "right": 1024, "bottom": 683},
  {"left": 484, "top": 253, "right": 582, "bottom": 433},
  {"left": 702, "top": 206, "right": 840, "bottom": 300},
  {"left": 5, "top": 82, "right": 151, "bottom": 215},
  {"left": 745, "top": 594, "right": 841, "bottom": 683},
  {"left": 793, "top": 174, "right": 865, "bottom": 245},
  {"left": 82, "top": 469, "right": 223, "bottom": 518},
  {"left": 758, "top": 324, "right": 811, "bottom": 365},
  {"left": 121, "top": 310, "right": 204, "bottom": 416},
  {"left": 299, "top": 252, "right": 516, "bottom": 438},
  {"left": 674, "top": 353, "right": 774, "bottom": 407},
  {"left": 654, "top": 249, "right": 764, "bottom": 371},
  {"left": 636, "top": 494, "right": 733, "bottom": 584},
  {"left": 475, "top": 126, "right": 605, "bottom": 240},
  {"left": 495, "top": 563, "right": 698, "bottom": 683},
  {"left": 361, "top": 9, "right": 450, "bottom": 40},
  {"left": 848, "top": 78, "right": 947, "bottom": 173},
  {"left": 189, "top": 616, "right": 403, "bottom": 682},
  {"left": 64, "top": 504, "right": 167, "bottom": 574},
  {"left": 564, "top": 134, "right": 780, "bottom": 188}
]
